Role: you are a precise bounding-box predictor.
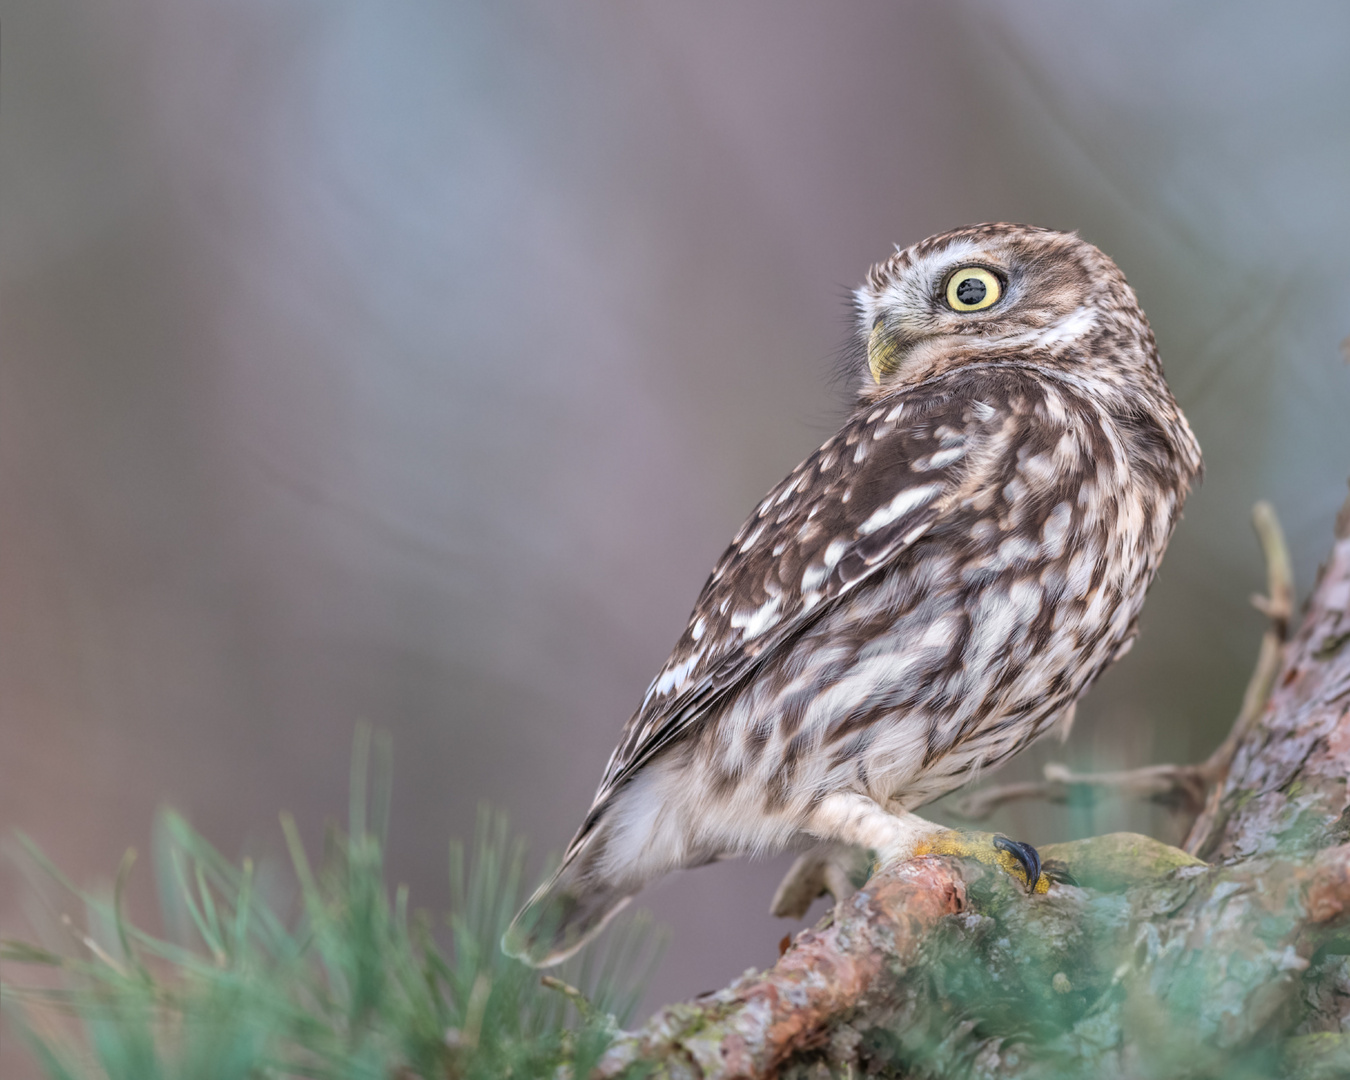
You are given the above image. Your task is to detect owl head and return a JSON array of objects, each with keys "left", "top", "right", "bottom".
[{"left": 853, "top": 223, "right": 1155, "bottom": 398}]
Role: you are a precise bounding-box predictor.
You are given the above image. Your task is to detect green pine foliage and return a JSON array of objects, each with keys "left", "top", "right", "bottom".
[{"left": 0, "top": 728, "right": 664, "bottom": 1080}]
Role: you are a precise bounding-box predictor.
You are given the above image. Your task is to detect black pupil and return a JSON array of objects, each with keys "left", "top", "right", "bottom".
[{"left": 955, "top": 276, "right": 987, "bottom": 305}]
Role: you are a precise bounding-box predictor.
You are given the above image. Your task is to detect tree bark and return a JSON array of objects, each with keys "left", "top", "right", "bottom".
[
  {"left": 597, "top": 488, "right": 1350, "bottom": 1080},
  {"left": 1185, "top": 508, "right": 1350, "bottom": 863}
]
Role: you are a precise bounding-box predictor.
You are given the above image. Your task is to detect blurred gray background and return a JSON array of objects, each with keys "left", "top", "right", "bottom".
[{"left": 3, "top": 1, "right": 1350, "bottom": 1067}]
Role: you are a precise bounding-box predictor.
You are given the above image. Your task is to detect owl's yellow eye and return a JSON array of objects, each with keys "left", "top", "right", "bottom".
[{"left": 945, "top": 267, "right": 1002, "bottom": 312}]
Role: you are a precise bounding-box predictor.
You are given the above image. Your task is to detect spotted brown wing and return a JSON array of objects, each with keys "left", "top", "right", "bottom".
[{"left": 582, "top": 369, "right": 1038, "bottom": 825}]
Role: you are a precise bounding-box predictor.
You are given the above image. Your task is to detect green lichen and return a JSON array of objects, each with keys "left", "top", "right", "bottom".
[
  {"left": 1038, "top": 832, "right": 1206, "bottom": 893},
  {"left": 1284, "top": 1032, "right": 1350, "bottom": 1080}
]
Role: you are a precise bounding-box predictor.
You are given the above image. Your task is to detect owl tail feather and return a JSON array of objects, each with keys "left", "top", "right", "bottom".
[{"left": 501, "top": 829, "right": 635, "bottom": 968}]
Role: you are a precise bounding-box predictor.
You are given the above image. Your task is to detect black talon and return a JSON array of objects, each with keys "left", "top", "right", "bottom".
[
  {"left": 993, "top": 835, "right": 1043, "bottom": 891},
  {"left": 1041, "top": 858, "right": 1078, "bottom": 887}
]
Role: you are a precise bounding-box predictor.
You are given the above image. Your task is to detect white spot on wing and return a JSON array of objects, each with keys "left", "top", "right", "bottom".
[
  {"left": 801, "top": 562, "right": 828, "bottom": 592},
  {"left": 914, "top": 444, "right": 966, "bottom": 471},
  {"left": 731, "top": 595, "right": 782, "bottom": 640},
  {"left": 902, "top": 521, "right": 933, "bottom": 546},
  {"left": 857, "top": 483, "right": 943, "bottom": 536},
  {"left": 642, "top": 645, "right": 707, "bottom": 706},
  {"left": 739, "top": 522, "right": 766, "bottom": 552}
]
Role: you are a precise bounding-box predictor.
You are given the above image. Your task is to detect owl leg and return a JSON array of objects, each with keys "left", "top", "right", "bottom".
[
  {"left": 803, "top": 793, "right": 946, "bottom": 862},
  {"left": 770, "top": 794, "right": 938, "bottom": 919},
  {"left": 803, "top": 792, "right": 1053, "bottom": 893}
]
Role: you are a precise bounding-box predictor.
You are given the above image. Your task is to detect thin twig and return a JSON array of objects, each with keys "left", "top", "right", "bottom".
[
  {"left": 540, "top": 974, "right": 593, "bottom": 1014},
  {"left": 950, "top": 501, "right": 1293, "bottom": 835},
  {"left": 952, "top": 762, "right": 1211, "bottom": 820},
  {"left": 1196, "top": 501, "right": 1293, "bottom": 777}
]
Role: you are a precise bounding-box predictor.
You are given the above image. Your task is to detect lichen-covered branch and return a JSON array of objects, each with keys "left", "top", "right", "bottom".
[
  {"left": 601, "top": 836, "right": 1350, "bottom": 1079},
  {"left": 596, "top": 858, "right": 967, "bottom": 1079},
  {"left": 1185, "top": 494, "right": 1350, "bottom": 862}
]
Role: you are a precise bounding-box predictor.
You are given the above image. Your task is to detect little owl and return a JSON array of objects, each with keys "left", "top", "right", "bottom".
[{"left": 503, "top": 223, "right": 1201, "bottom": 967}]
